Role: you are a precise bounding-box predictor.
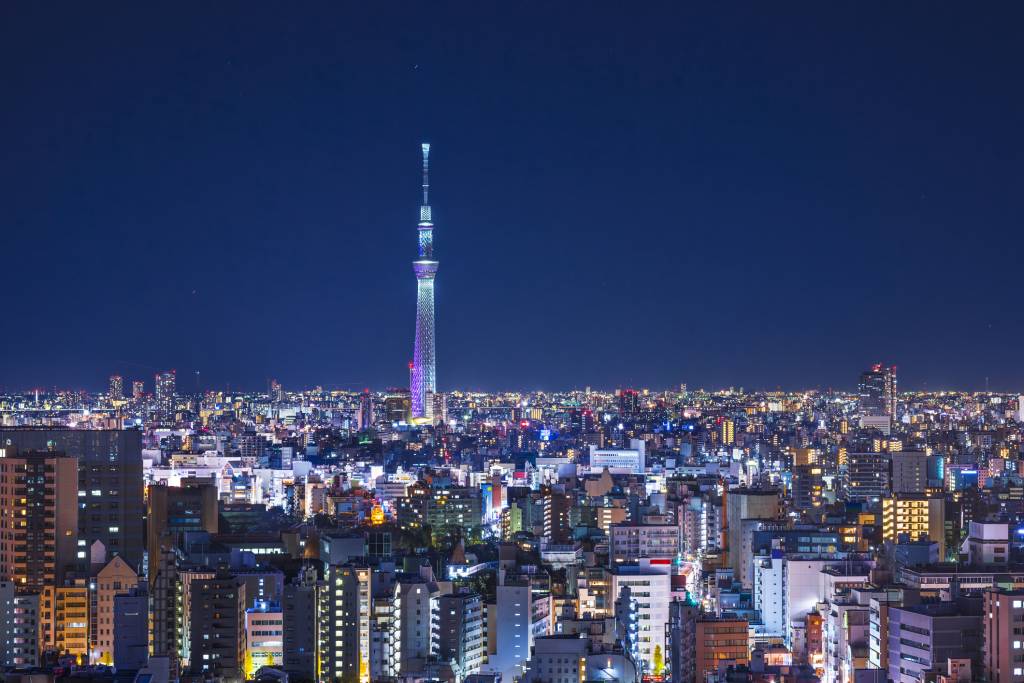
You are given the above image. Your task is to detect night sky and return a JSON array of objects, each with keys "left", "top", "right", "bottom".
[{"left": 3, "top": 3, "right": 1022, "bottom": 393}]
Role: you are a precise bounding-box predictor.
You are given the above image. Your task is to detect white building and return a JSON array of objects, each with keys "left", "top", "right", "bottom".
[
  {"left": 753, "top": 551, "right": 785, "bottom": 638},
  {"left": 609, "top": 559, "right": 671, "bottom": 671},
  {"left": 589, "top": 439, "right": 646, "bottom": 474}
]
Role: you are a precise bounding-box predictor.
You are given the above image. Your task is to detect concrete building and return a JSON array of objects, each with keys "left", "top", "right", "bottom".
[
  {"left": 887, "top": 599, "right": 983, "bottom": 683},
  {"left": 696, "top": 617, "right": 749, "bottom": 679},
  {"left": 319, "top": 564, "right": 371, "bottom": 683},
  {"left": 984, "top": 589, "right": 1024, "bottom": 683},
  {"left": 433, "top": 590, "right": 486, "bottom": 678},
  {"left": 113, "top": 588, "right": 149, "bottom": 671},
  {"left": 245, "top": 601, "right": 283, "bottom": 675},
  {"left": 93, "top": 555, "right": 139, "bottom": 664},
  {"left": 967, "top": 521, "right": 1009, "bottom": 565},
  {"left": 842, "top": 452, "right": 890, "bottom": 502},
  {"left": 0, "top": 428, "right": 145, "bottom": 573},
  {"left": 589, "top": 439, "right": 646, "bottom": 474},
  {"left": 397, "top": 572, "right": 439, "bottom": 673},
  {"left": 0, "top": 448, "right": 78, "bottom": 593},
  {"left": 725, "top": 488, "right": 780, "bottom": 588},
  {"left": 881, "top": 495, "right": 946, "bottom": 558},
  {"left": 40, "top": 584, "right": 89, "bottom": 661},
  {"left": 609, "top": 560, "right": 672, "bottom": 672},
  {"left": 486, "top": 580, "right": 533, "bottom": 679},
  {"left": 610, "top": 523, "right": 679, "bottom": 563},
  {"left": 2, "top": 589, "right": 39, "bottom": 667},
  {"left": 188, "top": 568, "right": 246, "bottom": 682},
  {"left": 282, "top": 566, "right": 318, "bottom": 680}
]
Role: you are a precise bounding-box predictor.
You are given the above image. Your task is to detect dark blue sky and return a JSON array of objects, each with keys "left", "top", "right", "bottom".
[{"left": 2, "top": 3, "right": 1022, "bottom": 393}]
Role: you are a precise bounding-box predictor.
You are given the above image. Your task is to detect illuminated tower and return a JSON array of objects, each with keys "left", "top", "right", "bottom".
[{"left": 411, "top": 143, "right": 438, "bottom": 419}]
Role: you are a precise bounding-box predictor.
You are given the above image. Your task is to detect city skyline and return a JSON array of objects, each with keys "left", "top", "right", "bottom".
[{"left": 2, "top": 5, "right": 1022, "bottom": 392}]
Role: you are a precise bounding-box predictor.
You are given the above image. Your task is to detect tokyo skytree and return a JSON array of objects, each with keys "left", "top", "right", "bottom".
[{"left": 410, "top": 143, "right": 437, "bottom": 419}]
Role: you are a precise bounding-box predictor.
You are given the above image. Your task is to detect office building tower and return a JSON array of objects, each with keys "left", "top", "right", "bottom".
[
  {"left": 410, "top": 143, "right": 438, "bottom": 420},
  {"left": 155, "top": 370, "right": 176, "bottom": 421},
  {"left": 108, "top": 375, "right": 123, "bottom": 401},
  {"left": 432, "top": 391, "right": 448, "bottom": 425},
  {"left": 792, "top": 464, "right": 824, "bottom": 511},
  {"left": 282, "top": 567, "right": 318, "bottom": 680},
  {"left": 0, "top": 448, "right": 78, "bottom": 593},
  {"left": 113, "top": 587, "right": 149, "bottom": 671},
  {"left": 385, "top": 389, "right": 412, "bottom": 424},
  {"left": 319, "top": 564, "right": 372, "bottom": 683},
  {"left": 618, "top": 389, "right": 640, "bottom": 416},
  {"left": 149, "top": 546, "right": 180, "bottom": 678},
  {"left": 146, "top": 480, "right": 219, "bottom": 583},
  {"left": 667, "top": 598, "right": 699, "bottom": 683},
  {"left": 842, "top": 451, "right": 890, "bottom": 502},
  {"left": 188, "top": 567, "right": 246, "bottom": 682},
  {"left": 0, "top": 428, "right": 145, "bottom": 573},
  {"left": 859, "top": 364, "right": 897, "bottom": 418},
  {"left": 93, "top": 555, "right": 139, "bottom": 665},
  {"left": 131, "top": 380, "right": 144, "bottom": 399},
  {"left": 433, "top": 590, "right": 486, "bottom": 678},
  {"left": 890, "top": 451, "right": 932, "bottom": 494},
  {"left": 358, "top": 389, "right": 374, "bottom": 431}
]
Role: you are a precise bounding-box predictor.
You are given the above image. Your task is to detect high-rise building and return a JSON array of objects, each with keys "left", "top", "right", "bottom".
[
  {"left": 842, "top": 451, "right": 890, "bottom": 502},
  {"left": 358, "top": 389, "right": 374, "bottom": 431},
  {"left": 792, "top": 464, "right": 824, "bottom": 511},
  {"left": 155, "top": 370, "right": 176, "bottom": 421},
  {"left": 146, "top": 481, "right": 219, "bottom": 583},
  {"left": 667, "top": 598, "right": 699, "bottom": 683},
  {"left": 112, "top": 587, "right": 149, "bottom": 671},
  {"left": 108, "top": 375, "right": 123, "bottom": 401},
  {"left": 131, "top": 380, "right": 144, "bottom": 400},
  {"left": 188, "top": 567, "right": 246, "bottom": 682},
  {"left": 0, "top": 428, "right": 146, "bottom": 573},
  {"left": 282, "top": 566, "right": 318, "bottom": 680},
  {"left": 410, "top": 143, "right": 438, "bottom": 420},
  {"left": 859, "top": 364, "right": 897, "bottom": 418},
  {"left": 725, "top": 488, "right": 780, "bottom": 585},
  {"left": 0, "top": 447, "right": 78, "bottom": 593},
  {"left": 318, "top": 564, "right": 372, "bottom": 683},
  {"left": 433, "top": 590, "right": 486, "bottom": 677},
  {"left": 984, "top": 588, "right": 1024, "bottom": 683}
]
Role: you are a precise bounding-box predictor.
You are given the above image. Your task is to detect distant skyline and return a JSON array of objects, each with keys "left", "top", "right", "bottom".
[{"left": 3, "top": 4, "right": 1022, "bottom": 393}]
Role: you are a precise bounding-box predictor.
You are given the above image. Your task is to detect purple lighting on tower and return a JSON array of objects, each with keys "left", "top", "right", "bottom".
[{"left": 410, "top": 143, "right": 437, "bottom": 419}]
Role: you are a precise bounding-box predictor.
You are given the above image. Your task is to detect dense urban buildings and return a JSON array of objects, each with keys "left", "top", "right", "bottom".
[{"left": 0, "top": 365, "right": 1022, "bottom": 683}]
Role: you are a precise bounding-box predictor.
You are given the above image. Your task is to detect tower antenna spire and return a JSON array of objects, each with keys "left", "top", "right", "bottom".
[{"left": 421, "top": 143, "right": 430, "bottom": 206}]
